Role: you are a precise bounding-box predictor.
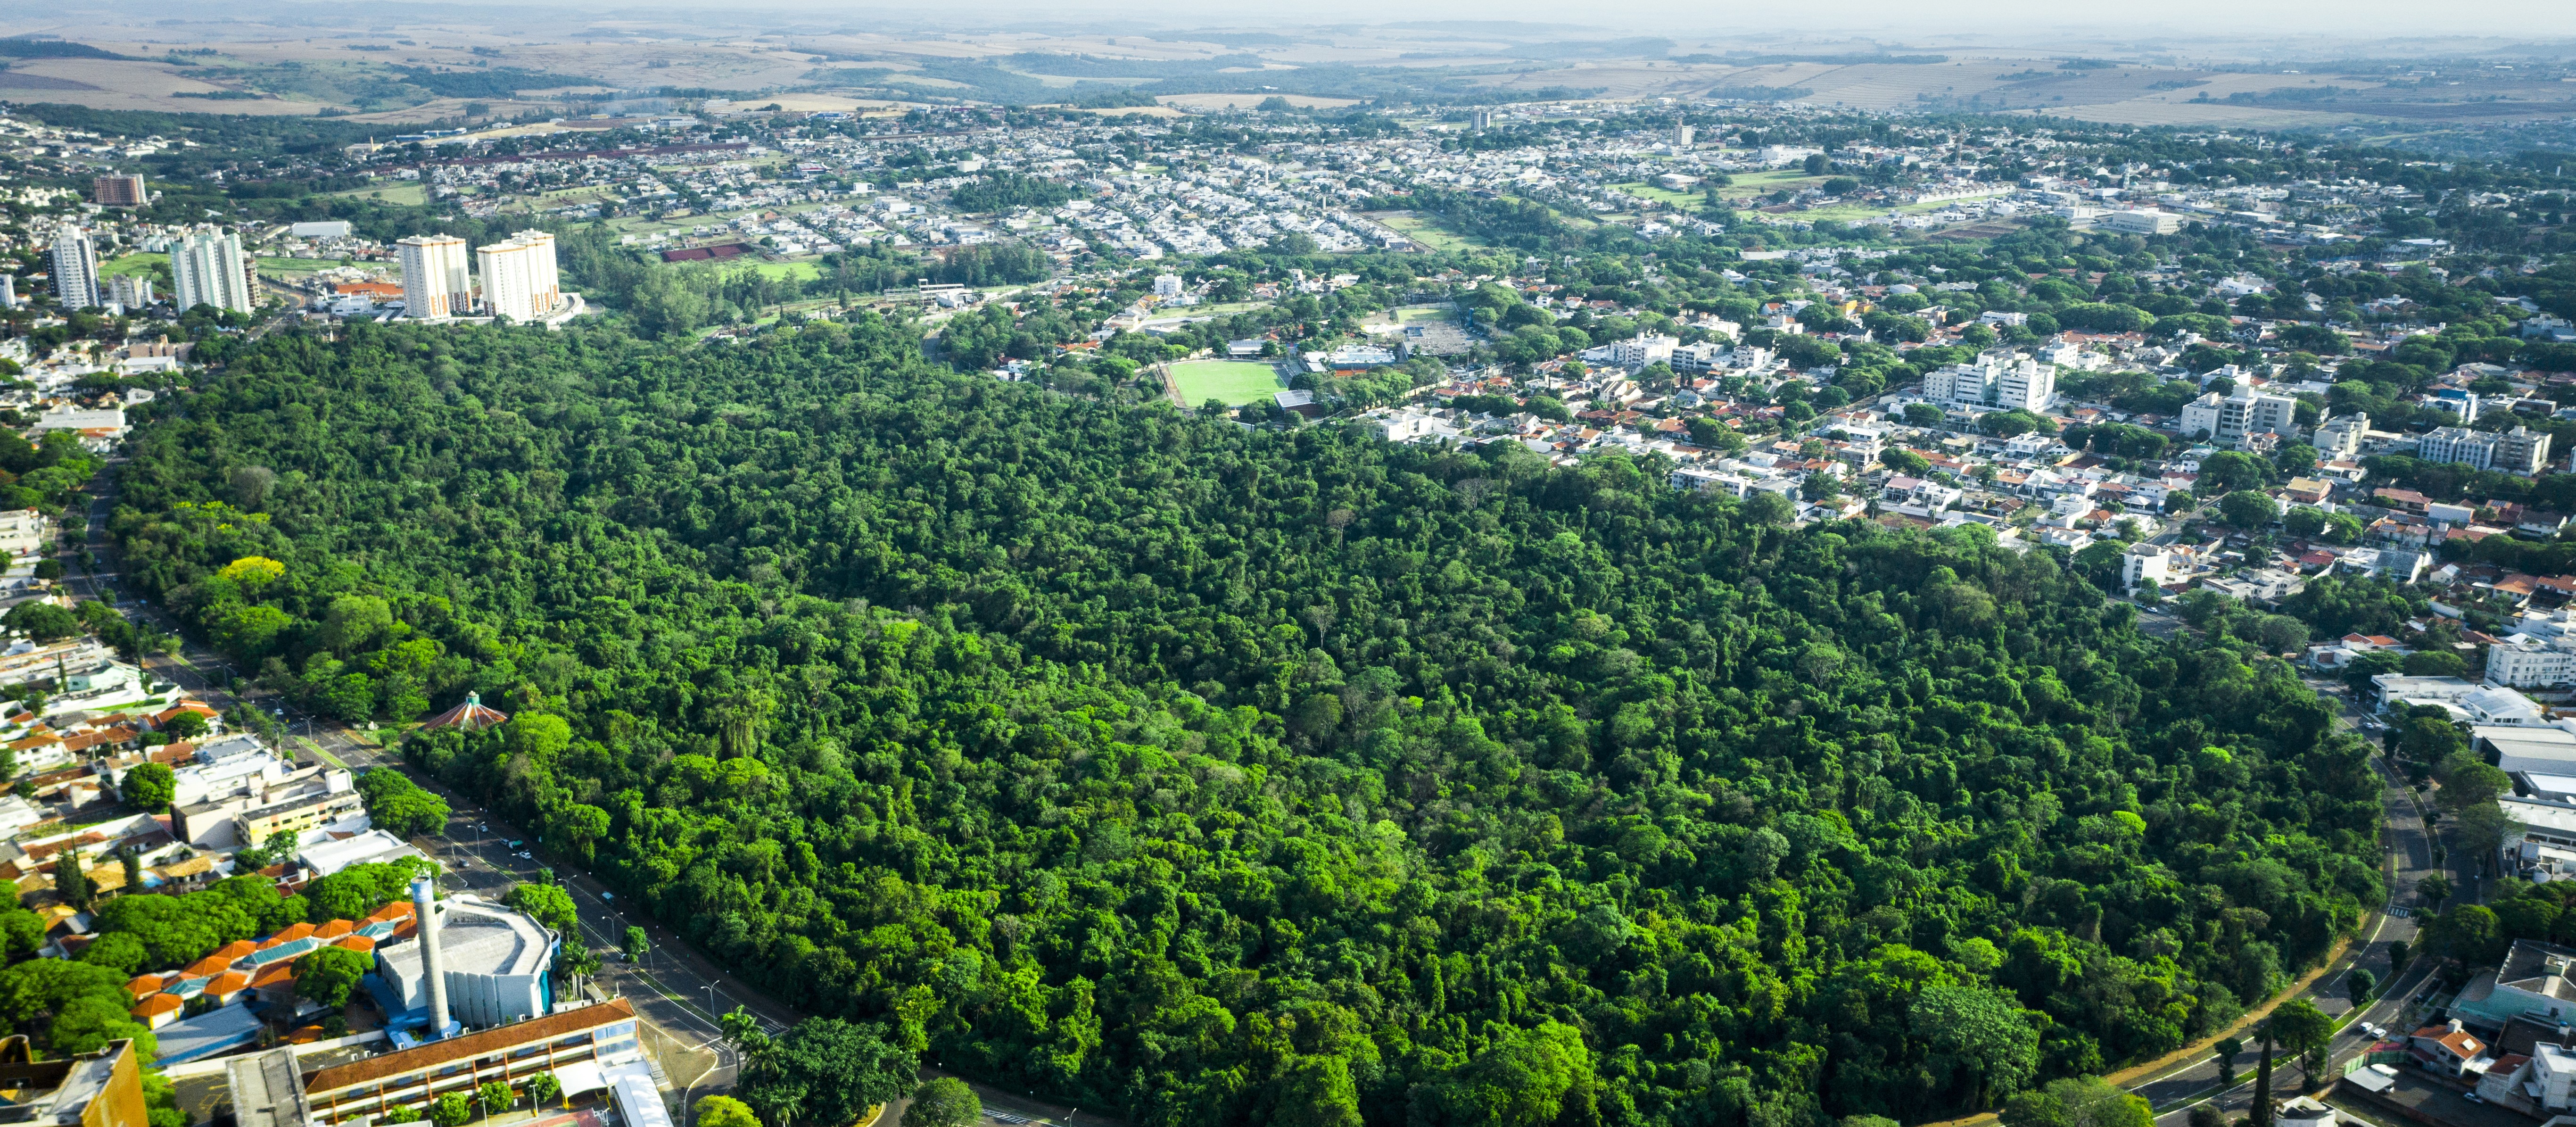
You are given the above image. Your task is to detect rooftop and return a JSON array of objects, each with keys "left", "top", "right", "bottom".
[
  {"left": 379, "top": 895, "right": 553, "bottom": 985},
  {"left": 303, "top": 997, "right": 635, "bottom": 1096},
  {"left": 223, "top": 1049, "right": 310, "bottom": 1127}
]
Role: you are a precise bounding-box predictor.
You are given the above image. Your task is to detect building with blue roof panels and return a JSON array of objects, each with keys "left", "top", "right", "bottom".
[{"left": 152, "top": 1002, "right": 264, "bottom": 1064}]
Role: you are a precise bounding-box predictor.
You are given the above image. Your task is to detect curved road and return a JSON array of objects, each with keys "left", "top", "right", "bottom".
[{"left": 2135, "top": 679, "right": 2460, "bottom": 1123}]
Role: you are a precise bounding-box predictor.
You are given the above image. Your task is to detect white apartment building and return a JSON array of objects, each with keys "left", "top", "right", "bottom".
[
  {"left": 171, "top": 228, "right": 256, "bottom": 315},
  {"left": 1610, "top": 334, "right": 1679, "bottom": 369},
  {"left": 1923, "top": 350, "right": 2055, "bottom": 412},
  {"left": 396, "top": 234, "right": 472, "bottom": 320},
  {"left": 2492, "top": 642, "right": 2576, "bottom": 690},
  {"left": 1153, "top": 273, "right": 1183, "bottom": 298},
  {"left": 2314, "top": 412, "right": 2370, "bottom": 461},
  {"left": 476, "top": 231, "right": 561, "bottom": 323},
  {"left": 2496, "top": 1042, "right": 2576, "bottom": 1113},
  {"left": 2122, "top": 543, "right": 2176, "bottom": 592},
  {"left": 2178, "top": 388, "right": 2296, "bottom": 446},
  {"left": 48, "top": 225, "right": 100, "bottom": 311},
  {"left": 2487, "top": 608, "right": 2576, "bottom": 689},
  {"left": 109, "top": 275, "right": 154, "bottom": 309},
  {"left": 2419, "top": 425, "right": 2554, "bottom": 475}
]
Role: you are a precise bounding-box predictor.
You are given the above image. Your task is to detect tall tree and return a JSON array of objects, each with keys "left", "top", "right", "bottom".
[{"left": 2253, "top": 1032, "right": 2274, "bottom": 1127}]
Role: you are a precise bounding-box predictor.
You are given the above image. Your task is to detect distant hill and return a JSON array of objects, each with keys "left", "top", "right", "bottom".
[{"left": 0, "top": 38, "right": 140, "bottom": 62}]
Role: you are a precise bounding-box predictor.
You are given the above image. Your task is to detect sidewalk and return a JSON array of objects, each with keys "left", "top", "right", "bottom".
[{"left": 1915, "top": 933, "right": 2366, "bottom": 1127}]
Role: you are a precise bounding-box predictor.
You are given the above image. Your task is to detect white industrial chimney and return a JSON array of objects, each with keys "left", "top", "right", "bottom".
[{"left": 412, "top": 876, "right": 452, "bottom": 1036}]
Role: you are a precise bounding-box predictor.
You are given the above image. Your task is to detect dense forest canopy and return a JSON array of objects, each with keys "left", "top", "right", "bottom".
[{"left": 108, "top": 319, "right": 2380, "bottom": 1127}]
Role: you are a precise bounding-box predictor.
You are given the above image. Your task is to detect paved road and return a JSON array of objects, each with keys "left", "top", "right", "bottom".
[{"left": 2138, "top": 681, "right": 2452, "bottom": 1122}]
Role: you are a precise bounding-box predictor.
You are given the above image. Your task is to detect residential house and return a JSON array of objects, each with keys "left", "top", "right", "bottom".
[{"left": 2409, "top": 1019, "right": 2489, "bottom": 1077}]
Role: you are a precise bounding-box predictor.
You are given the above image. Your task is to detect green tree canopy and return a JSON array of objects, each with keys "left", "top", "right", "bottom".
[{"left": 902, "top": 1078, "right": 983, "bottom": 1127}]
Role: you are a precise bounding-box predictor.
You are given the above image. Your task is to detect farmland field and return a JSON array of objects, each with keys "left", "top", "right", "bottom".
[{"left": 1167, "top": 360, "right": 1282, "bottom": 406}]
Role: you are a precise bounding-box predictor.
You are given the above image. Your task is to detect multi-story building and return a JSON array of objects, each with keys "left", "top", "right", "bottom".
[
  {"left": 2452, "top": 939, "right": 2576, "bottom": 1031},
  {"left": 1924, "top": 350, "right": 2055, "bottom": 412},
  {"left": 108, "top": 275, "right": 153, "bottom": 309},
  {"left": 396, "top": 234, "right": 473, "bottom": 320},
  {"left": 289, "top": 997, "right": 643, "bottom": 1125},
  {"left": 2491, "top": 641, "right": 2576, "bottom": 689},
  {"left": 1610, "top": 334, "right": 1679, "bottom": 369},
  {"left": 91, "top": 174, "right": 148, "bottom": 207},
  {"left": 2179, "top": 388, "right": 2296, "bottom": 446},
  {"left": 475, "top": 230, "right": 560, "bottom": 323},
  {"left": 2122, "top": 542, "right": 2176, "bottom": 592},
  {"left": 171, "top": 757, "right": 352, "bottom": 849},
  {"left": 0, "top": 1035, "right": 146, "bottom": 1127},
  {"left": 171, "top": 229, "right": 255, "bottom": 315},
  {"left": 49, "top": 225, "right": 101, "bottom": 311},
  {"left": 2500, "top": 426, "right": 2556, "bottom": 474},
  {"left": 2419, "top": 425, "right": 2553, "bottom": 474},
  {"left": 1153, "top": 273, "right": 1183, "bottom": 298},
  {"left": 233, "top": 783, "right": 365, "bottom": 845},
  {"left": 2314, "top": 412, "right": 2369, "bottom": 460}
]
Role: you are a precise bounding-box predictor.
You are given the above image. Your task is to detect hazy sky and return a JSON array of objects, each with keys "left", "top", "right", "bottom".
[{"left": 575, "top": 0, "right": 2576, "bottom": 40}]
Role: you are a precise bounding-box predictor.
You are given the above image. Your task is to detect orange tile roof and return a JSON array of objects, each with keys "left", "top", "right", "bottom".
[
  {"left": 204, "top": 970, "right": 251, "bottom": 996},
  {"left": 213, "top": 940, "right": 257, "bottom": 961},
  {"left": 126, "top": 974, "right": 169, "bottom": 1002},
  {"left": 314, "top": 919, "right": 355, "bottom": 939},
  {"left": 183, "top": 954, "right": 231, "bottom": 978},
  {"left": 249, "top": 962, "right": 294, "bottom": 990},
  {"left": 260, "top": 922, "right": 316, "bottom": 949},
  {"left": 334, "top": 935, "right": 376, "bottom": 954},
  {"left": 131, "top": 994, "right": 183, "bottom": 1020}
]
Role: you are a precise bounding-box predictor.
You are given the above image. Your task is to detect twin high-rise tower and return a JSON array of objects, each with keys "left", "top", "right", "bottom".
[{"left": 396, "top": 230, "right": 561, "bottom": 322}]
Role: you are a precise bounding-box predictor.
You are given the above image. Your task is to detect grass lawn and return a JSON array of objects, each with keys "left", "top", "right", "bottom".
[
  {"left": 1613, "top": 182, "right": 1706, "bottom": 208},
  {"left": 1395, "top": 305, "right": 1459, "bottom": 324},
  {"left": 748, "top": 261, "right": 824, "bottom": 282},
  {"left": 1370, "top": 211, "right": 1484, "bottom": 252},
  {"left": 102, "top": 253, "right": 165, "bottom": 279},
  {"left": 254, "top": 257, "right": 352, "bottom": 274},
  {"left": 1710, "top": 170, "right": 1829, "bottom": 202},
  {"left": 1168, "top": 360, "right": 1283, "bottom": 406},
  {"left": 328, "top": 182, "right": 428, "bottom": 207}
]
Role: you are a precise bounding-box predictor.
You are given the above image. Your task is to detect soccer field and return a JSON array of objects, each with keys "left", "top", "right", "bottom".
[{"left": 1168, "top": 361, "right": 1282, "bottom": 406}]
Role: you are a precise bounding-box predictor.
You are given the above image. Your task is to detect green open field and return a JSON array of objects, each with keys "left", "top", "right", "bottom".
[
  {"left": 101, "top": 253, "right": 165, "bottom": 279},
  {"left": 1395, "top": 305, "right": 1459, "bottom": 323},
  {"left": 328, "top": 182, "right": 429, "bottom": 207},
  {"left": 1168, "top": 360, "right": 1282, "bottom": 406},
  {"left": 1613, "top": 182, "right": 1706, "bottom": 208},
  {"left": 253, "top": 257, "right": 352, "bottom": 274},
  {"left": 1368, "top": 211, "right": 1485, "bottom": 252},
  {"left": 748, "top": 261, "right": 824, "bottom": 281}
]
